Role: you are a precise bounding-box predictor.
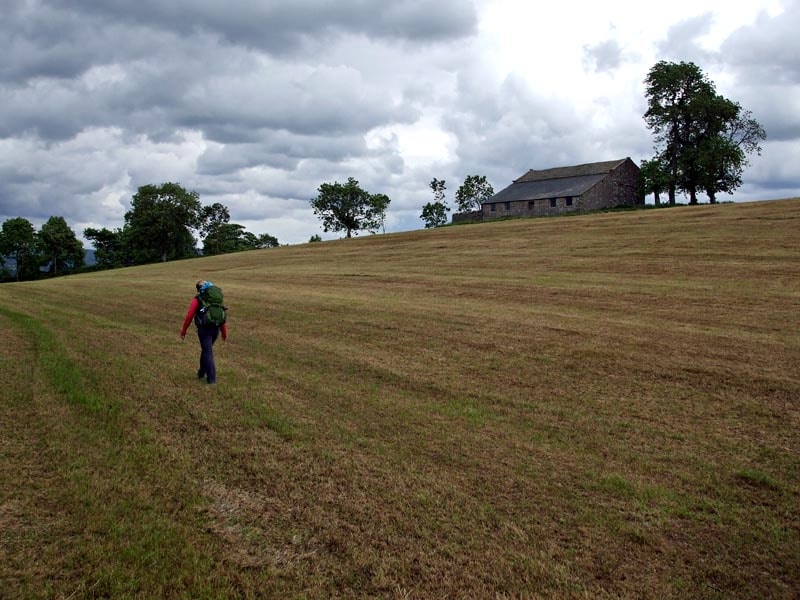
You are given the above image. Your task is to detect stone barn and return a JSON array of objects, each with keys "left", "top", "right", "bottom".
[{"left": 479, "top": 157, "right": 642, "bottom": 221}]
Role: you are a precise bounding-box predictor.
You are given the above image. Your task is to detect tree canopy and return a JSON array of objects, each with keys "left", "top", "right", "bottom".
[
  {"left": 2, "top": 183, "right": 283, "bottom": 282},
  {"left": 39, "top": 216, "right": 84, "bottom": 275},
  {"left": 638, "top": 158, "right": 671, "bottom": 206},
  {"left": 0, "top": 217, "right": 38, "bottom": 281},
  {"left": 310, "top": 177, "right": 390, "bottom": 238},
  {"left": 643, "top": 61, "right": 765, "bottom": 204},
  {"left": 455, "top": 175, "right": 494, "bottom": 213},
  {"left": 124, "top": 182, "right": 203, "bottom": 262},
  {"left": 698, "top": 108, "right": 766, "bottom": 203},
  {"left": 83, "top": 227, "right": 126, "bottom": 269},
  {"left": 421, "top": 178, "right": 449, "bottom": 228},
  {"left": 202, "top": 224, "right": 280, "bottom": 255},
  {"left": 200, "top": 203, "right": 231, "bottom": 238}
]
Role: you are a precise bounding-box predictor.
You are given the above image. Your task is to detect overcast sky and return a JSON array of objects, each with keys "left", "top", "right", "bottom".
[{"left": 2, "top": 0, "right": 798, "bottom": 245}]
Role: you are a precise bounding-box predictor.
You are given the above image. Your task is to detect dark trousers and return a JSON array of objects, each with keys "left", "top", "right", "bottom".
[{"left": 197, "top": 326, "right": 219, "bottom": 383}]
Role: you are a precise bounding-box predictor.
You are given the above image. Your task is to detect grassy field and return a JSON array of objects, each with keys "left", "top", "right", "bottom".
[{"left": 1, "top": 199, "right": 798, "bottom": 599}]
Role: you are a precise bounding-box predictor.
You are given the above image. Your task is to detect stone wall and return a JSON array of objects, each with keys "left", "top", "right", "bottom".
[
  {"left": 451, "top": 210, "right": 483, "bottom": 224},
  {"left": 579, "top": 159, "right": 642, "bottom": 211},
  {"left": 483, "top": 197, "right": 579, "bottom": 219}
]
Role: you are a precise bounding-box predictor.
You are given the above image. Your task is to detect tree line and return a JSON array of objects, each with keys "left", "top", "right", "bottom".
[
  {"left": 306, "top": 173, "right": 496, "bottom": 234},
  {"left": 0, "top": 215, "right": 85, "bottom": 282},
  {"left": 0, "top": 182, "right": 280, "bottom": 283}
]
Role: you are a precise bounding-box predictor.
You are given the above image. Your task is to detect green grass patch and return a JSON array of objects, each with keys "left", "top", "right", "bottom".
[
  {"left": 735, "top": 468, "right": 782, "bottom": 491},
  {"left": 238, "top": 397, "right": 296, "bottom": 439},
  {"left": 0, "top": 307, "right": 106, "bottom": 412}
]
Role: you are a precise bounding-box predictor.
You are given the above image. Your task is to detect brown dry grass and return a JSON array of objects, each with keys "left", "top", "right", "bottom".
[{"left": 1, "top": 199, "right": 798, "bottom": 599}]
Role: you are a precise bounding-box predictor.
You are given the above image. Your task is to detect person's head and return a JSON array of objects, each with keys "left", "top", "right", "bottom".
[{"left": 196, "top": 280, "right": 214, "bottom": 293}]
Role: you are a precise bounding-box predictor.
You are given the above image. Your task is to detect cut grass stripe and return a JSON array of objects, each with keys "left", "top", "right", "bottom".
[{"left": 0, "top": 307, "right": 105, "bottom": 412}]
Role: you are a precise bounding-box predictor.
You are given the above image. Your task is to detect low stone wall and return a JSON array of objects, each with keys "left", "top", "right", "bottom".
[{"left": 451, "top": 210, "right": 483, "bottom": 224}]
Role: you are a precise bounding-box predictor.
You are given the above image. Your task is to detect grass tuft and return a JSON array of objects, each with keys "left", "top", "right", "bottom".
[{"left": 735, "top": 468, "right": 782, "bottom": 491}]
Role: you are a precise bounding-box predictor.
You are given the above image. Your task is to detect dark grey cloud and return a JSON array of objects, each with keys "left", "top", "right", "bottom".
[
  {"left": 583, "top": 39, "right": 624, "bottom": 73},
  {"left": 656, "top": 13, "right": 716, "bottom": 64},
  {"left": 1, "top": 10, "right": 423, "bottom": 147},
  {"left": 657, "top": 13, "right": 716, "bottom": 69},
  {"left": 177, "top": 61, "right": 420, "bottom": 140},
  {"left": 1, "top": 2, "right": 176, "bottom": 82},
  {"left": 44, "top": 0, "right": 478, "bottom": 54},
  {"left": 720, "top": 2, "right": 800, "bottom": 85},
  {"left": 714, "top": 3, "right": 800, "bottom": 143}
]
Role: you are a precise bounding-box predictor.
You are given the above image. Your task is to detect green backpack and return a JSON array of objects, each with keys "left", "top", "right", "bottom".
[{"left": 196, "top": 284, "right": 227, "bottom": 327}]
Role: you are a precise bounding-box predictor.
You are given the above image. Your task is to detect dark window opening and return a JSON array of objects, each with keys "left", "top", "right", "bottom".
[
  {"left": 528, "top": 201, "right": 535, "bottom": 209},
  {"left": 549, "top": 198, "right": 557, "bottom": 208},
  {"left": 566, "top": 197, "right": 573, "bottom": 207},
  {"left": 490, "top": 204, "right": 496, "bottom": 212},
  {"left": 504, "top": 202, "right": 511, "bottom": 210}
]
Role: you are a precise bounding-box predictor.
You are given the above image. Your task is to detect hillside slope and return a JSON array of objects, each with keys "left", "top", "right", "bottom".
[{"left": 1, "top": 199, "right": 799, "bottom": 598}]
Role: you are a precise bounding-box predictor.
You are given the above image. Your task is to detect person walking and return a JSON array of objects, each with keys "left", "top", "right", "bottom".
[{"left": 180, "top": 279, "right": 228, "bottom": 384}]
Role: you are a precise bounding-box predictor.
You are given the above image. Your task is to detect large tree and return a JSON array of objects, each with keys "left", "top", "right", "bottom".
[
  {"left": 310, "top": 177, "right": 390, "bottom": 238},
  {"left": 639, "top": 157, "right": 671, "bottom": 206},
  {"left": 644, "top": 61, "right": 717, "bottom": 204},
  {"left": 0, "top": 217, "right": 38, "bottom": 281},
  {"left": 202, "top": 223, "right": 280, "bottom": 255},
  {"left": 84, "top": 226, "right": 127, "bottom": 269},
  {"left": 124, "top": 182, "right": 202, "bottom": 263},
  {"left": 697, "top": 108, "right": 766, "bottom": 204},
  {"left": 421, "top": 177, "right": 449, "bottom": 228},
  {"left": 371, "top": 193, "right": 391, "bottom": 234},
  {"left": 455, "top": 175, "right": 494, "bottom": 213},
  {"left": 678, "top": 92, "right": 740, "bottom": 204},
  {"left": 257, "top": 233, "right": 280, "bottom": 248},
  {"left": 643, "top": 61, "right": 765, "bottom": 204},
  {"left": 200, "top": 203, "right": 233, "bottom": 256},
  {"left": 200, "top": 203, "right": 230, "bottom": 237},
  {"left": 38, "top": 216, "right": 84, "bottom": 276},
  {"left": 203, "top": 223, "right": 250, "bottom": 255}
]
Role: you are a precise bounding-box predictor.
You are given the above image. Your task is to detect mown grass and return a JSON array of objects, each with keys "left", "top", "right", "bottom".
[{"left": 1, "top": 199, "right": 798, "bottom": 598}]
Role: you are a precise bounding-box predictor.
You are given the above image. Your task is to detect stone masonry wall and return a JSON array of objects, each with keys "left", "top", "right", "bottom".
[{"left": 578, "top": 159, "right": 642, "bottom": 211}]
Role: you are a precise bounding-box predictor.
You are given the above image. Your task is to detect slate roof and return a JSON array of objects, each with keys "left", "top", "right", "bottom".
[{"left": 485, "top": 158, "right": 629, "bottom": 204}]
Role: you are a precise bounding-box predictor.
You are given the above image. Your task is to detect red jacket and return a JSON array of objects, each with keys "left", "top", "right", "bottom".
[{"left": 180, "top": 297, "right": 228, "bottom": 339}]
